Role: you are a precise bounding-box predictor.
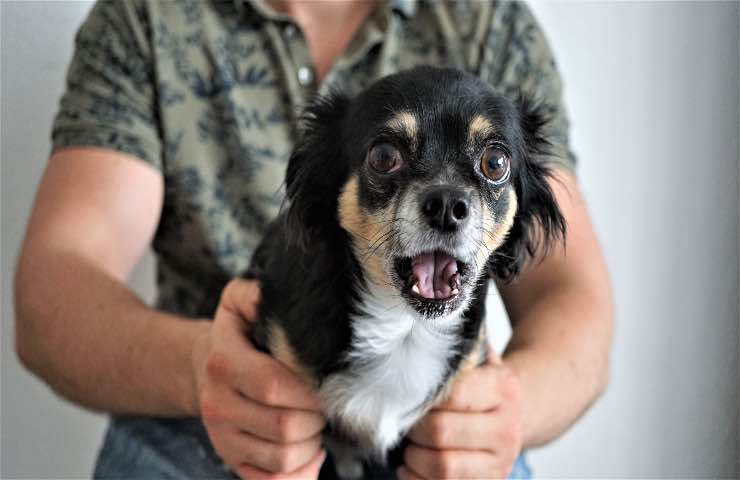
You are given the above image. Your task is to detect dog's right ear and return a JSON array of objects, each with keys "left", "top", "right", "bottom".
[{"left": 284, "top": 92, "right": 351, "bottom": 248}]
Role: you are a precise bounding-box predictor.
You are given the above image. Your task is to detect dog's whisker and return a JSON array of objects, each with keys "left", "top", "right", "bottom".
[{"left": 247, "top": 67, "right": 567, "bottom": 472}]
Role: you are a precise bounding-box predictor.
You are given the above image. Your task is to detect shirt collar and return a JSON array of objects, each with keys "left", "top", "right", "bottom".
[
  {"left": 390, "top": 0, "right": 417, "bottom": 18},
  {"left": 235, "top": 0, "right": 418, "bottom": 22}
]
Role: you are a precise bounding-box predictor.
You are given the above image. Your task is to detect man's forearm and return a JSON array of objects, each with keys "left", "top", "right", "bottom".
[
  {"left": 497, "top": 171, "right": 613, "bottom": 448},
  {"left": 503, "top": 286, "right": 613, "bottom": 448},
  {"left": 15, "top": 250, "right": 209, "bottom": 416}
]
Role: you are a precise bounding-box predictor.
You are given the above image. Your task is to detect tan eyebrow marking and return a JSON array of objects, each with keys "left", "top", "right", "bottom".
[
  {"left": 386, "top": 111, "right": 418, "bottom": 147},
  {"left": 468, "top": 115, "right": 495, "bottom": 142}
]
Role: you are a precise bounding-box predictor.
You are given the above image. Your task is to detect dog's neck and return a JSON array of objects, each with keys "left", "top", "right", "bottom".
[{"left": 319, "top": 280, "right": 461, "bottom": 455}]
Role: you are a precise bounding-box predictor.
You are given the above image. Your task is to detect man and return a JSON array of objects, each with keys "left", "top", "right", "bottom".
[{"left": 15, "top": 0, "right": 613, "bottom": 478}]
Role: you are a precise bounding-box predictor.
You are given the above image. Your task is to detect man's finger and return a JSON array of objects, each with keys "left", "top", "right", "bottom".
[
  {"left": 238, "top": 349, "right": 323, "bottom": 411},
  {"left": 403, "top": 444, "right": 498, "bottom": 480},
  {"left": 204, "top": 332, "right": 322, "bottom": 411},
  {"left": 434, "top": 363, "right": 509, "bottom": 411},
  {"left": 235, "top": 449, "right": 326, "bottom": 480},
  {"left": 407, "top": 410, "right": 496, "bottom": 450},
  {"left": 203, "top": 385, "right": 325, "bottom": 443},
  {"left": 209, "top": 281, "right": 323, "bottom": 411},
  {"left": 218, "top": 428, "right": 322, "bottom": 474},
  {"left": 218, "top": 278, "right": 262, "bottom": 325}
]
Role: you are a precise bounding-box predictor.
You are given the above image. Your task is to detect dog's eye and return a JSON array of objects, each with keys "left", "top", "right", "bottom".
[
  {"left": 480, "top": 147, "right": 510, "bottom": 183},
  {"left": 368, "top": 143, "right": 403, "bottom": 173}
]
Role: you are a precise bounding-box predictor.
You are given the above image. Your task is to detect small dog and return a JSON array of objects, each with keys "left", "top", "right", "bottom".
[{"left": 247, "top": 66, "right": 565, "bottom": 479}]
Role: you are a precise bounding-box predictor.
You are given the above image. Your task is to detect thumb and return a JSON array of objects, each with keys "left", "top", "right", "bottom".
[{"left": 218, "top": 278, "right": 262, "bottom": 327}]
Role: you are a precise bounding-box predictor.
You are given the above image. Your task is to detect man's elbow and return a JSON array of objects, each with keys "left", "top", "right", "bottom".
[
  {"left": 593, "top": 356, "right": 611, "bottom": 401},
  {"left": 590, "top": 306, "right": 614, "bottom": 404},
  {"left": 14, "top": 260, "right": 53, "bottom": 377}
]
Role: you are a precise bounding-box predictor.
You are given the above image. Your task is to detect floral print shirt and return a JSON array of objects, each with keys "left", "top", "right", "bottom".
[{"left": 52, "top": 0, "right": 576, "bottom": 319}]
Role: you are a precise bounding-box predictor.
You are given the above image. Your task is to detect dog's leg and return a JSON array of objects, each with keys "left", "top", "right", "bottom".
[{"left": 323, "top": 432, "right": 365, "bottom": 480}]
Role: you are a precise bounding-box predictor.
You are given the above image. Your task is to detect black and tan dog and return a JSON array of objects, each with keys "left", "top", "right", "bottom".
[{"left": 248, "top": 66, "right": 565, "bottom": 479}]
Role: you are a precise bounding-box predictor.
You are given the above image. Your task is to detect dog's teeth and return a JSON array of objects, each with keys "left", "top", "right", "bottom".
[
  {"left": 411, "top": 284, "right": 421, "bottom": 295},
  {"left": 451, "top": 288, "right": 459, "bottom": 295}
]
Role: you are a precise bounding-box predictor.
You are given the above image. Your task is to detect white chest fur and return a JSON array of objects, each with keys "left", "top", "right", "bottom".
[{"left": 319, "top": 283, "right": 460, "bottom": 456}]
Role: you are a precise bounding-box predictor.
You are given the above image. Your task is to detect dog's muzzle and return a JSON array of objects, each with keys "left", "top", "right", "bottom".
[{"left": 419, "top": 185, "right": 471, "bottom": 233}]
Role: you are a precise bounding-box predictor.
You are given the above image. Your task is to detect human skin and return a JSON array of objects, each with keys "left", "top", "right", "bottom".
[
  {"left": 15, "top": 3, "right": 612, "bottom": 479},
  {"left": 400, "top": 171, "right": 613, "bottom": 480},
  {"left": 276, "top": 3, "right": 613, "bottom": 476},
  {"left": 15, "top": 149, "right": 327, "bottom": 480},
  {"left": 16, "top": 150, "right": 612, "bottom": 480}
]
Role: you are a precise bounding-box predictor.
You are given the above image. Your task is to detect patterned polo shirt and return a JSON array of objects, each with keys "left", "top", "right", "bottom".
[{"left": 52, "top": 0, "right": 576, "bottom": 320}]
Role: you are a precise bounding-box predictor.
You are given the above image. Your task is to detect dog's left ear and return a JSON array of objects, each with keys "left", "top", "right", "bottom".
[
  {"left": 284, "top": 91, "right": 351, "bottom": 249},
  {"left": 489, "top": 97, "right": 567, "bottom": 281}
]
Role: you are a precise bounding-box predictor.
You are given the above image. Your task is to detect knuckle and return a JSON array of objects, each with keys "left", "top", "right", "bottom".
[
  {"left": 503, "top": 368, "right": 520, "bottom": 391},
  {"left": 273, "top": 410, "right": 299, "bottom": 442},
  {"left": 429, "top": 416, "right": 447, "bottom": 445},
  {"left": 220, "top": 280, "right": 238, "bottom": 304},
  {"left": 446, "top": 390, "right": 461, "bottom": 407},
  {"left": 270, "top": 446, "right": 298, "bottom": 473},
  {"left": 200, "top": 394, "right": 224, "bottom": 423},
  {"left": 206, "top": 352, "right": 231, "bottom": 381},
  {"left": 433, "top": 451, "right": 455, "bottom": 479},
  {"left": 500, "top": 369, "right": 521, "bottom": 401},
  {"left": 446, "top": 387, "right": 466, "bottom": 409},
  {"left": 509, "top": 381, "right": 522, "bottom": 401},
  {"left": 503, "top": 421, "right": 522, "bottom": 445},
  {"left": 261, "top": 375, "right": 283, "bottom": 405}
]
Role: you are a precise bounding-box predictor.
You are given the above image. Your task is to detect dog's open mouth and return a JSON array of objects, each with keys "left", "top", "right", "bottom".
[{"left": 395, "top": 251, "right": 469, "bottom": 302}]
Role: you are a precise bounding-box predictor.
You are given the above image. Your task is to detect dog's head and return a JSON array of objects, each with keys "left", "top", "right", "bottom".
[{"left": 285, "top": 67, "right": 565, "bottom": 322}]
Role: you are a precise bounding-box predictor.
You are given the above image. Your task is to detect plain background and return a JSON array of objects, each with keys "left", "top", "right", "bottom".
[{"left": 2, "top": 1, "right": 739, "bottom": 478}]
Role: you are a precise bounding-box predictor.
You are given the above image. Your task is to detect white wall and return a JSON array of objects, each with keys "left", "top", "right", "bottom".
[
  {"left": 526, "top": 1, "right": 739, "bottom": 477},
  {"left": 1, "top": 1, "right": 738, "bottom": 478},
  {"left": 1, "top": 2, "right": 154, "bottom": 477}
]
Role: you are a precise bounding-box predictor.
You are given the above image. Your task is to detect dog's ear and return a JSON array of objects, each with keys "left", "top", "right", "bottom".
[
  {"left": 284, "top": 91, "right": 351, "bottom": 248},
  {"left": 489, "top": 96, "right": 567, "bottom": 281}
]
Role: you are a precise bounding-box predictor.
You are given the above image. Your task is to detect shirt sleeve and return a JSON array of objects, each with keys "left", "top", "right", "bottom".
[
  {"left": 477, "top": 1, "right": 577, "bottom": 174},
  {"left": 51, "top": 0, "right": 162, "bottom": 170}
]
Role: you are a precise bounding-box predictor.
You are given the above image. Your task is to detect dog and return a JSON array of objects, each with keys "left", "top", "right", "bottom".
[{"left": 247, "top": 66, "right": 565, "bottom": 479}]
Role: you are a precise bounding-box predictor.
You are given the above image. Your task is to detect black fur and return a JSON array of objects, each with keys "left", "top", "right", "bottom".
[
  {"left": 489, "top": 96, "right": 567, "bottom": 280},
  {"left": 246, "top": 66, "right": 565, "bottom": 476},
  {"left": 283, "top": 93, "right": 352, "bottom": 250}
]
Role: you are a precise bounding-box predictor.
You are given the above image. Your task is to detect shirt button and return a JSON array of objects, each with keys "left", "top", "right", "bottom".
[
  {"left": 284, "top": 24, "right": 297, "bottom": 39},
  {"left": 297, "top": 66, "right": 314, "bottom": 86}
]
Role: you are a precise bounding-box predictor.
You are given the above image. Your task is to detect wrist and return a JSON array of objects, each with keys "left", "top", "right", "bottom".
[
  {"left": 184, "top": 319, "right": 212, "bottom": 416},
  {"left": 502, "top": 345, "right": 548, "bottom": 448}
]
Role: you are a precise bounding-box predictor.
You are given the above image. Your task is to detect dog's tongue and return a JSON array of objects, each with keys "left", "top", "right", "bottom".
[{"left": 411, "top": 252, "right": 460, "bottom": 299}]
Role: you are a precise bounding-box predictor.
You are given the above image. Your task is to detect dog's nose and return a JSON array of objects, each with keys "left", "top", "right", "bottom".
[{"left": 420, "top": 186, "right": 471, "bottom": 232}]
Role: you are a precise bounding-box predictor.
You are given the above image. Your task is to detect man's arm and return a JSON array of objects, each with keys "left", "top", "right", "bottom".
[
  {"left": 15, "top": 148, "right": 327, "bottom": 478},
  {"left": 14, "top": 147, "right": 206, "bottom": 415},
  {"left": 401, "top": 171, "right": 613, "bottom": 479},
  {"left": 500, "top": 170, "right": 613, "bottom": 448}
]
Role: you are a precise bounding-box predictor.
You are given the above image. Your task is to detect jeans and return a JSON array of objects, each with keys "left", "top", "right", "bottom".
[{"left": 94, "top": 417, "right": 532, "bottom": 479}]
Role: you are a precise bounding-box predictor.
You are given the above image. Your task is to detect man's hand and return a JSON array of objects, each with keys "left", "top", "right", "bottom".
[
  {"left": 191, "top": 278, "right": 327, "bottom": 480},
  {"left": 399, "top": 352, "right": 523, "bottom": 480}
]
